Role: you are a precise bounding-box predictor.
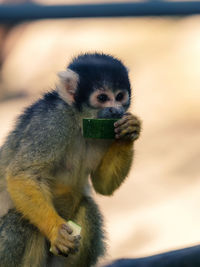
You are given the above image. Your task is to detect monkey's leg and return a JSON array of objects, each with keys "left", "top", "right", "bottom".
[
  {"left": 47, "top": 195, "right": 106, "bottom": 267},
  {"left": 0, "top": 209, "right": 47, "bottom": 267},
  {"left": 72, "top": 196, "right": 106, "bottom": 267}
]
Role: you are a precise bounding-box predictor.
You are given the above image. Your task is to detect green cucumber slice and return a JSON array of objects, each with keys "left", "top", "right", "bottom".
[{"left": 83, "top": 118, "right": 118, "bottom": 139}]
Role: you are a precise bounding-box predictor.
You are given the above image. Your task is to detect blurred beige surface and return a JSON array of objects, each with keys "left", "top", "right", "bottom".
[{"left": 0, "top": 15, "right": 200, "bottom": 265}]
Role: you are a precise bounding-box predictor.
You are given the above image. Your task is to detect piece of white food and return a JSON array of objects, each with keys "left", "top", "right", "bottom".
[{"left": 67, "top": 220, "right": 82, "bottom": 236}]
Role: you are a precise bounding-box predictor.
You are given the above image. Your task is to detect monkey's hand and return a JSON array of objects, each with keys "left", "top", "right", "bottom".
[
  {"left": 50, "top": 223, "right": 81, "bottom": 257},
  {"left": 114, "top": 112, "right": 141, "bottom": 141}
]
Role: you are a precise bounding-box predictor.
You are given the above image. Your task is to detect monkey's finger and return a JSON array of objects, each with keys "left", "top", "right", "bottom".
[
  {"left": 59, "top": 237, "right": 75, "bottom": 248},
  {"left": 120, "top": 130, "right": 140, "bottom": 140},
  {"left": 124, "top": 132, "right": 140, "bottom": 141},
  {"left": 61, "top": 223, "right": 73, "bottom": 234},
  {"left": 59, "top": 238, "right": 76, "bottom": 249},
  {"left": 116, "top": 126, "right": 139, "bottom": 139},
  {"left": 50, "top": 245, "right": 60, "bottom": 256},
  {"left": 115, "top": 120, "right": 140, "bottom": 134},
  {"left": 60, "top": 229, "right": 75, "bottom": 242},
  {"left": 123, "top": 113, "right": 137, "bottom": 121},
  {"left": 58, "top": 251, "right": 69, "bottom": 258},
  {"left": 62, "top": 239, "right": 79, "bottom": 250},
  {"left": 59, "top": 233, "right": 79, "bottom": 250},
  {"left": 74, "top": 235, "right": 81, "bottom": 241},
  {"left": 115, "top": 127, "right": 140, "bottom": 138},
  {"left": 57, "top": 244, "right": 70, "bottom": 256},
  {"left": 74, "top": 236, "right": 81, "bottom": 247},
  {"left": 69, "top": 247, "right": 79, "bottom": 255},
  {"left": 114, "top": 115, "right": 132, "bottom": 127},
  {"left": 114, "top": 115, "right": 139, "bottom": 128},
  {"left": 68, "top": 235, "right": 81, "bottom": 245}
]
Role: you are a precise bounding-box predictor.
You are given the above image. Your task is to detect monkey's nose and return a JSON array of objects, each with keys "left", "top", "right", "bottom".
[
  {"left": 109, "top": 107, "right": 114, "bottom": 113},
  {"left": 109, "top": 107, "right": 124, "bottom": 118},
  {"left": 97, "top": 107, "right": 124, "bottom": 118}
]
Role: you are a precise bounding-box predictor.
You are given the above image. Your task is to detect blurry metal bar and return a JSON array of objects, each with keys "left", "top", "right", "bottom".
[
  {"left": 1, "top": 1, "right": 200, "bottom": 22},
  {"left": 105, "top": 245, "right": 200, "bottom": 267}
]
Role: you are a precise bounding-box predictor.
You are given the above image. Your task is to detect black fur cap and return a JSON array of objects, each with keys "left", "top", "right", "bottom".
[{"left": 68, "top": 53, "right": 131, "bottom": 109}]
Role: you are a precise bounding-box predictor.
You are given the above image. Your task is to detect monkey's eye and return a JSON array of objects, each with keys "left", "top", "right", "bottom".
[
  {"left": 116, "top": 92, "right": 124, "bottom": 101},
  {"left": 97, "top": 94, "right": 109, "bottom": 103}
]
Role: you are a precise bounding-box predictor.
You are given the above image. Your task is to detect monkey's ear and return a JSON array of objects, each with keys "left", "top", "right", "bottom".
[{"left": 57, "top": 69, "right": 79, "bottom": 105}]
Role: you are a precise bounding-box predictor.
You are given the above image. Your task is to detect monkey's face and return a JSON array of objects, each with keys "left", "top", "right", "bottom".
[
  {"left": 88, "top": 88, "right": 130, "bottom": 119},
  {"left": 57, "top": 53, "right": 132, "bottom": 119}
]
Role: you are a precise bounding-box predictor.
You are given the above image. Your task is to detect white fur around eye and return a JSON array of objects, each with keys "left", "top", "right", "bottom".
[
  {"left": 89, "top": 89, "right": 114, "bottom": 108},
  {"left": 115, "top": 90, "right": 129, "bottom": 105}
]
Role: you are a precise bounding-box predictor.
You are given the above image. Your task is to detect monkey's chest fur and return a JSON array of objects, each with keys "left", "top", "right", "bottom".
[{"left": 52, "top": 135, "right": 112, "bottom": 218}]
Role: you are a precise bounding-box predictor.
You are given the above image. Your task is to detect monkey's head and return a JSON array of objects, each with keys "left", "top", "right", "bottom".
[{"left": 57, "top": 53, "right": 131, "bottom": 119}]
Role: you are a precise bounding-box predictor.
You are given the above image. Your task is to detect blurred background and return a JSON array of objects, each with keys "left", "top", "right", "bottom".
[{"left": 0, "top": 0, "right": 200, "bottom": 265}]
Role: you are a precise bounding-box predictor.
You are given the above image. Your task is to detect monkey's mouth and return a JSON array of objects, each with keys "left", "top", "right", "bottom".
[{"left": 97, "top": 107, "right": 124, "bottom": 119}]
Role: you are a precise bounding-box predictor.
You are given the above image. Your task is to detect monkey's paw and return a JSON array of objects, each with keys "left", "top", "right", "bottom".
[
  {"left": 50, "top": 223, "right": 81, "bottom": 257},
  {"left": 114, "top": 112, "right": 141, "bottom": 141}
]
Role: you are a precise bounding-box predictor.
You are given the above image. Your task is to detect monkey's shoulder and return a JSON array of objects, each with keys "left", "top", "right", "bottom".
[{"left": 1, "top": 91, "right": 78, "bottom": 171}]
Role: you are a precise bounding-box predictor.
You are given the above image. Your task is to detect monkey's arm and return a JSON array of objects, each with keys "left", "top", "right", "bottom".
[
  {"left": 6, "top": 173, "right": 65, "bottom": 242},
  {"left": 6, "top": 170, "right": 78, "bottom": 256},
  {"left": 91, "top": 140, "right": 133, "bottom": 196},
  {"left": 91, "top": 113, "right": 141, "bottom": 196}
]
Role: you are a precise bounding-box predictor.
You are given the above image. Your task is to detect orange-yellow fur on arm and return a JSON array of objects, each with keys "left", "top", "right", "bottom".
[
  {"left": 91, "top": 140, "right": 133, "bottom": 196},
  {"left": 6, "top": 174, "right": 65, "bottom": 242}
]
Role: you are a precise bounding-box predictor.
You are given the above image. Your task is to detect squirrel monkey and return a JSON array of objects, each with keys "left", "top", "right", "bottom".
[{"left": 0, "top": 53, "right": 141, "bottom": 267}]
